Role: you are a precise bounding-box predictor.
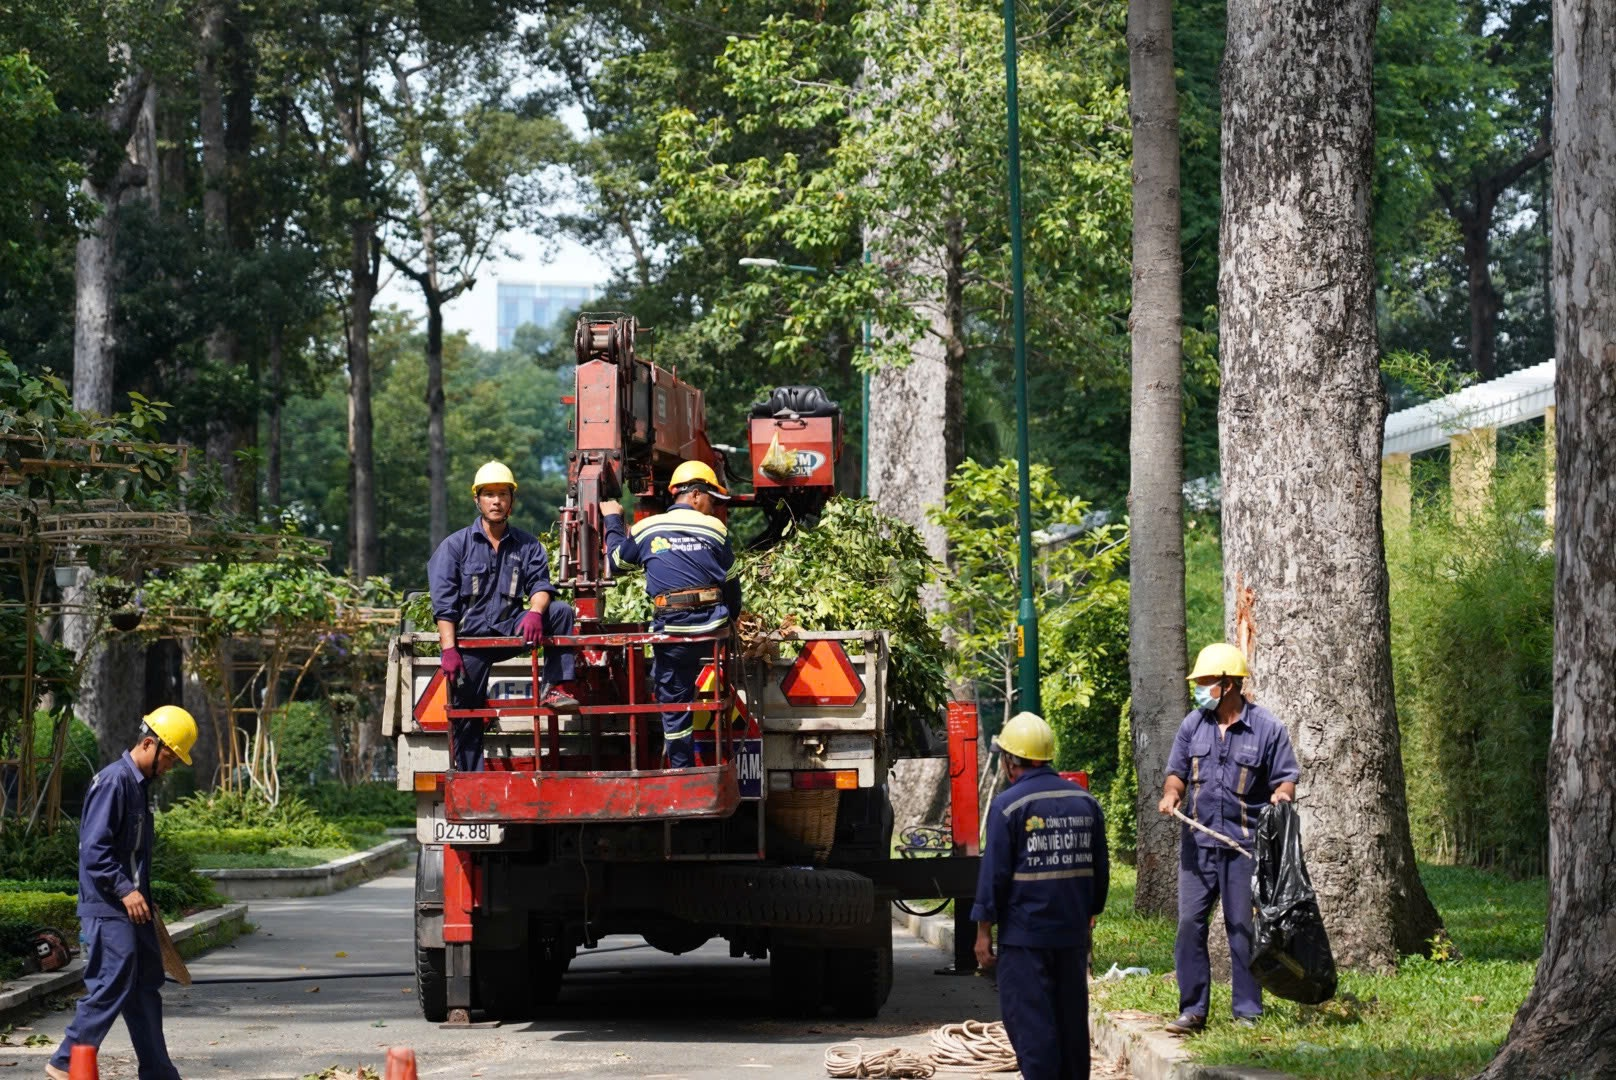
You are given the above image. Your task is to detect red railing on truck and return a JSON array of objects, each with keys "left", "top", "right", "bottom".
[{"left": 429, "top": 632, "right": 757, "bottom": 825}]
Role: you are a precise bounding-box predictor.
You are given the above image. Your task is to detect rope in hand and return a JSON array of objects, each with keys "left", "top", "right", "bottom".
[
  {"left": 824, "top": 1020, "right": 1019, "bottom": 1077},
  {"left": 1171, "top": 806, "right": 1254, "bottom": 857}
]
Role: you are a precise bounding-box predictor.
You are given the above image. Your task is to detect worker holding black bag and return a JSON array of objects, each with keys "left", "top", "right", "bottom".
[{"left": 1156, "top": 643, "right": 1298, "bottom": 1034}]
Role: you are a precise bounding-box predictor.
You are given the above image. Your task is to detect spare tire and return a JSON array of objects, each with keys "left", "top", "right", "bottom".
[{"left": 666, "top": 867, "right": 874, "bottom": 928}]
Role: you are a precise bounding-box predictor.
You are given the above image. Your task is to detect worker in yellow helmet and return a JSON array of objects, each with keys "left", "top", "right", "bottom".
[
  {"left": 970, "top": 711, "right": 1109, "bottom": 1080},
  {"left": 1157, "top": 643, "right": 1299, "bottom": 1035},
  {"left": 426, "top": 461, "right": 578, "bottom": 772},
  {"left": 598, "top": 459, "right": 738, "bottom": 768},
  {"left": 47, "top": 706, "right": 197, "bottom": 1080}
]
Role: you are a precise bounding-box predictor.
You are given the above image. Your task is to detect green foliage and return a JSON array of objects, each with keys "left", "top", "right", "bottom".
[
  {"left": 158, "top": 789, "right": 347, "bottom": 850},
  {"left": 271, "top": 703, "right": 335, "bottom": 787},
  {"left": 31, "top": 711, "right": 98, "bottom": 812},
  {"left": 1045, "top": 587, "right": 1130, "bottom": 792},
  {"left": 1183, "top": 516, "right": 1226, "bottom": 661},
  {"left": 297, "top": 781, "right": 414, "bottom": 829},
  {"left": 735, "top": 497, "right": 948, "bottom": 742},
  {"left": 0, "top": 610, "right": 76, "bottom": 728},
  {"left": 0, "top": 892, "right": 81, "bottom": 954},
  {"left": 1091, "top": 864, "right": 1545, "bottom": 1080},
  {"left": 1104, "top": 699, "right": 1138, "bottom": 858},
  {"left": 930, "top": 459, "right": 1127, "bottom": 729},
  {"left": 0, "top": 821, "right": 216, "bottom": 914},
  {"left": 1389, "top": 434, "right": 1552, "bottom": 876}
]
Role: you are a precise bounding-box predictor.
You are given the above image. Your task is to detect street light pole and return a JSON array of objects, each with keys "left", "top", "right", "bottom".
[{"left": 1002, "top": 0, "right": 1040, "bottom": 714}]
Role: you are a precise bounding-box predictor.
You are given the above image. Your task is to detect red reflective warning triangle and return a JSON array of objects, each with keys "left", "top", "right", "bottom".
[
  {"left": 413, "top": 669, "right": 449, "bottom": 730},
  {"left": 780, "top": 639, "right": 865, "bottom": 707}
]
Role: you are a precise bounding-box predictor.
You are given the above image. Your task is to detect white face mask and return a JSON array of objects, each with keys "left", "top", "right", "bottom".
[{"left": 1192, "top": 683, "right": 1219, "bottom": 711}]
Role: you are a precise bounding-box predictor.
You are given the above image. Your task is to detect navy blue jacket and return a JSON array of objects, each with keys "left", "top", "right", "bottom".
[
  {"left": 427, "top": 518, "right": 557, "bottom": 637},
  {"left": 77, "top": 752, "right": 154, "bottom": 919},
  {"left": 603, "top": 507, "right": 740, "bottom": 633},
  {"left": 1166, "top": 701, "right": 1300, "bottom": 848},
  {"left": 971, "top": 765, "right": 1109, "bottom": 949}
]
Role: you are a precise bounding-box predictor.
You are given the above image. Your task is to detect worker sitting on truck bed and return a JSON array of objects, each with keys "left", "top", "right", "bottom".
[
  {"left": 600, "top": 460, "right": 740, "bottom": 769},
  {"left": 428, "top": 460, "right": 579, "bottom": 772}
]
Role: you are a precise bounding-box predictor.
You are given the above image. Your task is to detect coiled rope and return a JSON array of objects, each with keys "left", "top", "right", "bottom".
[{"left": 824, "top": 1020, "right": 1019, "bottom": 1077}]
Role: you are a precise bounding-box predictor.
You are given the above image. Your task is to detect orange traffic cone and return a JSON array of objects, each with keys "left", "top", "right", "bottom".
[
  {"left": 384, "top": 1047, "right": 418, "bottom": 1080},
  {"left": 67, "top": 1045, "right": 99, "bottom": 1080}
]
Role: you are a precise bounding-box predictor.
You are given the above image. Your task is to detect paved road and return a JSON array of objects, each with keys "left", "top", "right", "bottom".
[{"left": 4, "top": 865, "right": 1035, "bottom": 1079}]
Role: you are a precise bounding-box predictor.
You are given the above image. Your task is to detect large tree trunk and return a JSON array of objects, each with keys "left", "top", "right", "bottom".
[
  {"left": 1476, "top": 4, "right": 1616, "bottom": 1073},
  {"left": 1219, "top": 0, "right": 1440, "bottom": 969},
  {"left": 1457, "top": 202, "right": 1500, "bottom": 382},
  {"left": 348, "top": 219, "right": 379, "bottom": 580},
  {"left": 426, "top": 294, "right": 449, "bottom": 547},
  {"left": 1126, "top": 0, "right": 1188, "bottom": 917}
]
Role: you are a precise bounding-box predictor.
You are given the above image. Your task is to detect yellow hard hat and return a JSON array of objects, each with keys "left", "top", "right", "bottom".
[
  {"left": 668, "top": 460, "right": 729, "bottom": 498},
  {"left": 471, "top": 460, "right": 518, "bottom": 496},
  {"left": 994, "top": 711, "right": 1056, "bottom": 763},
  {"left": 142, "top": 705, "right": 197, "bottom": 766},
  {"left": 1188, "top": 642, "right": 1251, "bottom": 681}
]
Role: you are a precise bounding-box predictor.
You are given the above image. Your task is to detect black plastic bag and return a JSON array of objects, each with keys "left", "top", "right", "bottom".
[{"left": 1248, "top": 801, "right": 1337, "bottom": 1004}]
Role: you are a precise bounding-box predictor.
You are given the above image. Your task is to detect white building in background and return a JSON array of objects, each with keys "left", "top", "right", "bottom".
[{"left": 496, "top": 282, "right": 598, "bottom": 350}]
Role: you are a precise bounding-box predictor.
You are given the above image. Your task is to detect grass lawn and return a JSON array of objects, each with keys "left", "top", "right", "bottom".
[
  {"left": 1089, "top": 863, "right": 1546, "bottom": 1080},
  {"left": 191, "top": 834, "right": 388, "bottom": 870}
]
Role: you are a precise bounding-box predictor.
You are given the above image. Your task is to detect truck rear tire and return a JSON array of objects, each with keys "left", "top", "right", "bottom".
[
  {"left": 668, "top": 867, "right": 874, "bottom": 928},
  {"left": 826, "top": 942, "right": 894, "bottom": 1018},
  {"left": 415, "top": 846, "right": 447, "bottom": 1023},
  {"left": 769, "top": 945, "right": 826, "bottom": 1015}
]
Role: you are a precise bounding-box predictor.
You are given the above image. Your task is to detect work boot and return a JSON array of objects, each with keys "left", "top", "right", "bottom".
[
  {"left": 541, "top": 683, "right": 580, "bottom": 710},
  {"left": 1164, "top": 1013, "right": 1206, "bottom": 1036}
]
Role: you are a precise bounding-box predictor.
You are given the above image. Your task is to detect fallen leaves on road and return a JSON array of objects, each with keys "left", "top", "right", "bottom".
[{"left": 300, "top": 1067, "right": 380, "bottom": 1080}]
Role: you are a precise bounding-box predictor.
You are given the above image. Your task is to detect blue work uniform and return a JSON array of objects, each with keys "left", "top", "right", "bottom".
[
  {"left": 52, "top": 752, "right": 180, "bottom": 1080},
  {"left": 1165, "top": 700, "right": 1300, "bottom": 1020},
  {"left": 971, "top": 765, "right": 1109, "bottom": 1080},
  {"left": 603, "top": 505, "right": 740, "bottom": 769},
  {"left": 427, "top": 517, "right": 576, "bottom": 771}
]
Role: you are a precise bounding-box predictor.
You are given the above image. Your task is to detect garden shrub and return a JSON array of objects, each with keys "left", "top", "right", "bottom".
[
  {"left": 297, "top": 781, "right": 414, "bottom": 828},
  {"left": 0, "top": 892, "right": 80, "bottom": 939},
  {"left": 1046, "top": 586, "right": 1130, "bottom": 791},
  {"left": 1389, "top": 435, "right": 1552, "bottom": 876},
  {"left": 271, "top": 702, "right": 335, "bottom": 787},
  {"left": 158, "top": 788, "right": 347, "bottom": 849},
  {"left": 163, "top": 827, "right": 280, "bottom": 856},
  {"left": 1104, "top": 698, "right": 1138, "bottom": 858}
]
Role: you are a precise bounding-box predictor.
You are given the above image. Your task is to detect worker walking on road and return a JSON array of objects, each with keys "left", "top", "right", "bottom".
[
  {"left": 47, "top": 707, "right": 197, "bottom": 1080},
  {"left": 1158, "top": 642, "right": 1299, "bottom": 1034},
  {"left": 600, "top": 460, "right": 740, "bottom": 769},
  {"left": 427, "top": 460, "right": 578, "bottom": 772},
  {"left": 972, "top": 712, "right": 1109, "bottom": 1080}
]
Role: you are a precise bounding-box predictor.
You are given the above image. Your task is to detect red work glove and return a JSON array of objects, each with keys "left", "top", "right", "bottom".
[
  {"left": 440, "top": 646, "right": 464, "bottom": 683},
  {"left": 519, "top": 610, "right": 546, "bottom": 646}
]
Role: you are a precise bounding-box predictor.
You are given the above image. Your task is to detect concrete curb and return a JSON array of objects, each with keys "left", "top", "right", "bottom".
[
  {"left": 0, "top": 902, "right": 250, "bottom": 1021},
  {"left": 895, "top": 907, "right": 1297, "bottom": 1080},
  {"left": 197, "top": 837, "right": 411, "bottom": 900}
]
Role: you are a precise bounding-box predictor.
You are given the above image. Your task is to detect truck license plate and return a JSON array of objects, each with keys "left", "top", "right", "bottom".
[{"left": 420, "top": 811, "right": 504, "bottom": 845}]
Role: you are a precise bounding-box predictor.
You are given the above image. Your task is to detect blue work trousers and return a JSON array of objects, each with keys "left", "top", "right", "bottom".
[
  {"left": 51, "top": 917, "right": 180, "bottom": 1079},
  {"left": 1176, "top": 843, "right": 1262, "bottom": 1019},
  {"left": 651, "top": 639, "right": 711, "bottom": 769},
  {"left": 997, "top": 944, "right": 1090, "bottom": 1080},
  {"left": 450, "top": 601, "right": 577, "bottom": 772}
]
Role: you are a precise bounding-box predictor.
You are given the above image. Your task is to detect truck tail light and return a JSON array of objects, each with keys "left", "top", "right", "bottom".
[
  {"left": 791, "top": 769, "right": 859, "bottom": 791},
  {"left": 414, "top": 772, "right": 444, "bottom": 792}
]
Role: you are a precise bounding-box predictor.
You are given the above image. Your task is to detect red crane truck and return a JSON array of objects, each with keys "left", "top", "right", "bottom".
[{"left": 385, "top": 313, "right": 982, "bottom": 1024}]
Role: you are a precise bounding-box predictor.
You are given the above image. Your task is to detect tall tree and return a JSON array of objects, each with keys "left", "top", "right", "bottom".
[
  {"left": 1126, "top": 0, "right": 1187, "bottom": 917},
  {"left": 383, "top": 50, "right": 563, "bottom": 547},
  {"left": 1219, "top": 0, "right": 1442, "bottom": 967},
  {"left": 1476, "top": 1, "right": 1616, "bottom": 1072},
  {"left": 1375, "top": 0, "right": 1552, "bottom": 380}
]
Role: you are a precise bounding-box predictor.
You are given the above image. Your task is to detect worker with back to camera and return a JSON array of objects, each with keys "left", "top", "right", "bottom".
[
  {"left": 599, "top": 460, "right": 740, "bottom": 769},
  {"left": 972, "top": 711, "right": 1109, "bottom": 1080},
  {"left": 1157, "top": 642, "right": 1299, "bottom": 1034},
  {"left": 427, "top": 460, "right": 579, "bottom": 772},
  {"left": 46, "top": 707, "right": 197, "bottom": 1080}
]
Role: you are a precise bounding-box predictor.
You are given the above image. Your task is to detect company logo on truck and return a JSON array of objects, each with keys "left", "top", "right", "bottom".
[{"left": 789, "top": 450, "right": 826, "bottom": 478}]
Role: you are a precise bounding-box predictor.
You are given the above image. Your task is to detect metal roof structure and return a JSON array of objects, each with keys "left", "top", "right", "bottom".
[{"left": 1383, "top": 358, "right": 1556, "bottom": 457}]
